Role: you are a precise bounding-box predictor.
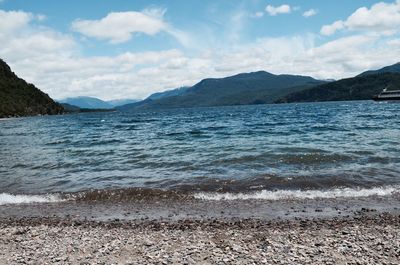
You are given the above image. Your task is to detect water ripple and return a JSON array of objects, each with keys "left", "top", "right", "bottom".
[{"left": 0, "top": 101, "right": 399, "bottom": 194}]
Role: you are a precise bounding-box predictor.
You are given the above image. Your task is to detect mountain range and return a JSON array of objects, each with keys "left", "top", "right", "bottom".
[
  {"left": 0, "top": 59, "right": 63, "bottom": 118},
  {"left": 118, "top": 71, "right": 326, "bottom": 111},
  {"left": 107, "top": 99, "right": 138, "bottom": 107},
  {"left": 59, "top": 97, "right": 113, "bottom": 109},
  {"left": 120, "top": 62, "right": 400, "bottom": 110},
  {"left": 59, "top": 97, "right": 138, "bottom": 109},
  {"left": 276, "top": 62, "right": 400, "bottom": 103},
  {"left": 2, "top": 57, "right": 400, "bottom": 118},
  {"left": 146, "top": 87, "right": 190, "bottom": 100}
]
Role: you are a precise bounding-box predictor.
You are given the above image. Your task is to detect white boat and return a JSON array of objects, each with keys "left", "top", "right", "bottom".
[{"left": 373, "top": 87, "right": 400, "bottom": 101}]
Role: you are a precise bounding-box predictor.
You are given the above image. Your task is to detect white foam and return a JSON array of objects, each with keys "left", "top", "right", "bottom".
[
  {"left": 0, "top": 193, "right": 63, "bottom": 205},
  {"left": 194, "top": 186, "right": 400, "bottom": 201}
]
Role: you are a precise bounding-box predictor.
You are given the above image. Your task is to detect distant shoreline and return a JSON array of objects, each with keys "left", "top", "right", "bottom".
[
  {"left": 0, "top": 109, "right": 116, "bottom": 119},
  {"left": 0, "top": 99, "right": 389, "bottom": 119}
]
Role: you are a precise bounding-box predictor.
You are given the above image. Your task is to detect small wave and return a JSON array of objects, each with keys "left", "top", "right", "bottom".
[
  {"left": 193, "top": 186, "right": 399, "bottom": 201},
  {"left": 120, "top": 118, "right": 158, "bottom": 124},
  {"left": 0, "top": 193, "right": 63, "bottom": 205},
  {"left": 69, "top": 188, "right": 188, "bottom": 202}
]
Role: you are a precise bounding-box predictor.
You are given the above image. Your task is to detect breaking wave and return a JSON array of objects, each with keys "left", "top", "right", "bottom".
[
  {"left": 193, "top": 186, "right": 400, "bottom": 201},
  {"left": 0, "top": 185, "right": 399, "bottom": 205},
  {"left": 0, "top": 193, "right": 63, "bottom": 205}
]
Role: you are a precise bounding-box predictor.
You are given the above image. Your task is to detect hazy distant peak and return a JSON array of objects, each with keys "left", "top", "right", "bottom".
[
  {"left": 59, "top": 96, "right": 113, "bottom": 109},
  {"left": 107, "top": 99, "right": 139, "bottom": 107}
]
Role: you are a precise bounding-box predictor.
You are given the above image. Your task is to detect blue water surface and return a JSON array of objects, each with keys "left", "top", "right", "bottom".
[{"left": 1, "top": 101, "right": 399, "bottom": 194}]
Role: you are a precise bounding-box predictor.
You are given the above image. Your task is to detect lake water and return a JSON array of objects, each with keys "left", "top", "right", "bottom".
[{"left": 1, "top": 101, "right": 400, "bottom": 203}]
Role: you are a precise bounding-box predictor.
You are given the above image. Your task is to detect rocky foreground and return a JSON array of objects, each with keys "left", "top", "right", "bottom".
[{"left": 0, "top": 213, "right": 399, "bottom": 265}]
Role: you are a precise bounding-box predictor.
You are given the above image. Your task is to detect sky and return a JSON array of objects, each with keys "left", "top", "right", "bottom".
[{"left": 1, "top": 0, "right": 400, "bottom": 100}]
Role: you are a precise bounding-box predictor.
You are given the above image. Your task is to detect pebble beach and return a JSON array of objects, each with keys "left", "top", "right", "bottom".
[{"left": 1, "top": 212, "right": 399, "bottom": 264}]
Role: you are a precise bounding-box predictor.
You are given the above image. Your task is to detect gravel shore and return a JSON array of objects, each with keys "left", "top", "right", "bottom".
[{"left": 1, "top": 213, "right": 399, "bottom": 264}]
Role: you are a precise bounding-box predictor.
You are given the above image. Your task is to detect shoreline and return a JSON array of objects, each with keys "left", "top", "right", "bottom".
[
  {"left": 1, "top": 212, "right": 399, "bottom": 264},
  {"left": 1, "top": 194, "right": 399, "bottom": 263},
  {"left": 1, "top": 192, "right": 399, "bottom": 222}
]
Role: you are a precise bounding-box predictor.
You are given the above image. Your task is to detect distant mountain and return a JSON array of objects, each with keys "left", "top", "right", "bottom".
[
  {"left": 118, "top": 71, "right": 325, "bottom": 111},
  {"left": 0, "top": 59, "right": 63, "bottom": 118},
  {"left": 147, "top": 87, "right": 190, "bottom": 100},
  {"left": 60, "top": 96, "right": 113, "bottom": 109},
  {"left": 276, "top": 73, "right": 400, "bottom": 103},
  {"left": 61, "top": 103, "right": 116, "bottom": 113},
  {"left": 118, "top": 87, "right": 190, "bottom": 111},
  {"left": 358, "top": 62, "right": 400, "bottom": 77},
  {"left": 107, "top": 99, "right": 138, "bottom": 107},
  {"left": 60, "top": 103, "right": 81, "bottom": 113}
]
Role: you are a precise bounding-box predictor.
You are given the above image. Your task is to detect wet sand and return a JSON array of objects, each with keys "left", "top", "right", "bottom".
[
  {"left": 0, "top": 192, "right": 399, "bottom": 222},
  {"left": 1, "top": 195, "right": 400, "bottom": 264}
]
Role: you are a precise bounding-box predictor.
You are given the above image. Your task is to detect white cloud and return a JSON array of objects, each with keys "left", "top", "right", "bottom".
[
  {"left": 0, "top": 10, "right": 32, "bottom": 33},
  {"left": 388, "top": 38, "right": 400, "bottom": 46},
  {"left": 71, "top": 9, "right": 192, "bottom": 47},
  {"left": 265, "top": 4, "right": 291, "bottom": 16},
  {"left": 303, "top": 9, "right": 317, "bottom": 18},
  {"left": 321, "top": 0, "right": 400, "bottom": 36},
  {"left": 0, "top": 10, "right": 76, "bottom": 60},
  {"left": 72, "top": 9, "right": 183, "bottom": 45},
  {"left": 0, "top": 9, "right": 201, "bottom": 100},
  {"left": 321, "top": 20, "right": 345, "bottom": 36},
  {"left": 1, "top": 8, "right": 400, "bottom": 101},
  {"left": 197, "top": 33, "right": 400, "bottom": 81}
]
